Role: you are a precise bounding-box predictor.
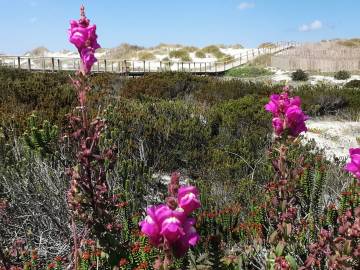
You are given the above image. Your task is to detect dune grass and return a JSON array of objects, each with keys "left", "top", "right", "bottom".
[
  {"left": 169, "top": 49, "right": 192, "bottom": 61},
  {"left": 258, "top": 42, "right": 277, "bottom": 49},
  {"left": 138, "top": 51, "right": 156, "bottom": 61}
]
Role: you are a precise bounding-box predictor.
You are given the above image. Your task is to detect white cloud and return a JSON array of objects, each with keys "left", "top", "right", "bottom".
[
  {"left": 238, "top": 2, "right": 255, "bottom": 10},
  {"left": 29, "top": 17, "right": 38, "bottom": 24},
  {"left": 299, "top": 20, "right": 323, "bottom": 32}
]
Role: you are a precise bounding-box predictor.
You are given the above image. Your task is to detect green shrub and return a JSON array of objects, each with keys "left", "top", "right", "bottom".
[
  {"left": 294, "top": 84, "right": 360, "bottom": 116},
  {"left": 0, "top": 67, "right": 114, "bottom": 131},
  {"left": 291, "top": 69, "right": 309, "bottom": 81},
  {"left": 345, "top": 79, "right": 360, "bottom": 88},
  {"left": 225, "top": 66, "right": 274, "bottom": 78},
  {"left": 195, "top": 50, "right": 206, "bottom": 58},
  {"left": 120, "top": 71, "right": 279, "bottom": 103},
  {"left": 334, "top": 70, "right": 351, "bottom": 80},
  {"left": 104, "top": 99, "right": 211, "bottom": 173},
  {"left": 120, "top": 72, "right": 206, "bottom": 99},
  {"left": 169, "top": 49, "right": 192, "bottom": 61}
]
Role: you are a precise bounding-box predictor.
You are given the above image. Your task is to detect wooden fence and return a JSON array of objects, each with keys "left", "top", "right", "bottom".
[
  {"left": 0, "top": 42, "right": 297, "bottom": 75},
  {"left": 271, "top": 41, "right": 360, "bottom": 72}
]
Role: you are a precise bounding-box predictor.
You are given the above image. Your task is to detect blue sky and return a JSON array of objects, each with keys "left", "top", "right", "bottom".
[{"left": 0, "top": 0, "right": 359, "bottom": 54}]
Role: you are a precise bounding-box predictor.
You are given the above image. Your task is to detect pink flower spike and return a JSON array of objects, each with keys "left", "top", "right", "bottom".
[{"left": 68, "top": 5, "right": 100, "bottom": 74}]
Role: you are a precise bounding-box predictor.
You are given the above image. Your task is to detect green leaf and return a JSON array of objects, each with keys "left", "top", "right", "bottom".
[
  {"left": 285, "top": 255, "right": 298, "bottom": 270},
  {"left": 275, "top": 241, "right": 285, "bottom": 257}
]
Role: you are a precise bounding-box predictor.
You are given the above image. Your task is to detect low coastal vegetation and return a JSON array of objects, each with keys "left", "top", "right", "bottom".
[
  {"left": 1, "top": 65, "right": 360, "bottom": 269},
  {"left": 1, "top": 7, "right": 359, "bottom": 270},
  {"left": 225, "top": 66, "right": 274, "bottom": 78}
]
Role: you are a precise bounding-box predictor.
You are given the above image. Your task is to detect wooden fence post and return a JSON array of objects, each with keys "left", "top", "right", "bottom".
[
  {"left": 28, "top": 58, "right": 31, "bottom": 70},
  {"left": 17, "top": 57, "right": 21, "bottom": 69},
  {"left": 57, "top": 59, "right": 61, "bottom": 71},
  {"left": 51, "top": 58, "right": 55, "bottom": 72}
]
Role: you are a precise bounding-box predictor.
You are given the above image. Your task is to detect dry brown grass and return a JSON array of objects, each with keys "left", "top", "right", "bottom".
[
  {"left": 249, "top": 53, "right": 272, "bottom": 67},
  {"left": 337, "top": 38, "right": 360, "bottom": 47}
]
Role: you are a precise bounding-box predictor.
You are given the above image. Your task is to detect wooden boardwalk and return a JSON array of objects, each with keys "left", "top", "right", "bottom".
[{"left": 0, "top": 42, "right": 298, "bottom": 75}]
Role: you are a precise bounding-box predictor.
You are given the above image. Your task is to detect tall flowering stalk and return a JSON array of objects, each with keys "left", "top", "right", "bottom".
[
  {"left": 263, "top": 86, "right": 310, "bottom": 269},
  {"left": 139, "top": 172, "right": 201, "bottom": 269},
  {"left": 66, "top": 6, "right": 119, "bottom": 268}
]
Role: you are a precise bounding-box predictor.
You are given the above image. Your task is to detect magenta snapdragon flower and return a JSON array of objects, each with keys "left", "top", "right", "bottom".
[
  {"left": 69, "top": 5, "right": 100, "bottom": 74},
  {"left": 345, "top": 148, "right": 360, "bottom": 181},
  {"left": 139, "top": 185, "right": 201, "bottom": 258},
  {"left": 178, "top": 186, "right": 201, "bottom": 215},
  {"left": 265, "top": 89, "right": 308, "bottom": 137}
]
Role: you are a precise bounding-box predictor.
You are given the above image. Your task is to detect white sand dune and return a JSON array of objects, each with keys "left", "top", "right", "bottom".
[{"left": 302, "top": 119, "right": 360, "bottom": 160}]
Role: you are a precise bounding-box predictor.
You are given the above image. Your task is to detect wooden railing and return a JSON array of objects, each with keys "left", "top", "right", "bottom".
[{"left": 0, "top": 41, "right": 298, "bottom": 75}]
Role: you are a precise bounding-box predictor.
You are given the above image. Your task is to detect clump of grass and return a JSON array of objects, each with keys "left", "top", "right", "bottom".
[
  {"left": 225, "top": 66, "right": 274, "bottom": 78},
  {"left": 258, "top": 42, "right": 277, "bottom": 49},
  {"left": 169, "top": 49, "right": 192, "bottom": 62},
  {"left": 183, "top": 46, "right": 198, "bottom": 52},
  {"left": 201, "top": 45, "right": 226, "bottom": 60},
  {"left": 195, "top": 50, "right": 206, "bottom": 58},
  {"left": 217, "top": 44, "right": 244, "bottom": 49},
  {"left": 138, "top": 51, "right": 156, "bottom": 61},
  {"left": 152, "top": 43, "right": 183, "bottom": 49},
  {"left": 107, "top": 43, "right": 144, "bottom": 59}
]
